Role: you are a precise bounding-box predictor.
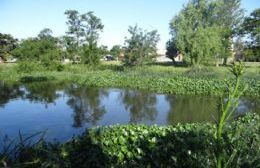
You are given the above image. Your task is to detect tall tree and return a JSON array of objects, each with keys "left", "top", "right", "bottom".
[
  {"left": 169, "top": 0, "right": 222, "bottom": 65},
  {"left": 167, "top": 0, "right": 244, "bottom": 65},
  {"left": 65, "top": 10, "right": 104, "bottom": 64},
  {"left": 215, "top": 0, "right": 245, "bottom": 64},
  {"left": 123, "top": 25, "right": 160, "bottom": 66},
  {"left": 240, "top": 8, "right": 260, "bottom": 61},
  {"left": 65, "top": 10, "right": 83, "bottom": 49},
  {"left": 80, "top": 11, "right": 104, "bottom": 46}
]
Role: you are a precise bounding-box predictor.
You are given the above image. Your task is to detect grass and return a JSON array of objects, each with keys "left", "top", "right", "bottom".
[{"left": 0, "top": 62, "right": 259, "bottom": 97}]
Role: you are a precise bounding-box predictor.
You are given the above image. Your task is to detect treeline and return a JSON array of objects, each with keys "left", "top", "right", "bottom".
[
  {"left": 0, "top": 0, "right": 259, "bottom": 67},
  {"left": 0, "top": 10, "right": 159, "bottom": 67},
  {"left": 166, "top": 0, "right": 260, "bottom": 65}
]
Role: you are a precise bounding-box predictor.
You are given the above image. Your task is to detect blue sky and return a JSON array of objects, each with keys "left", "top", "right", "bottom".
[{"left": 0, "top": 0, "right": 259, "bottom": 52}]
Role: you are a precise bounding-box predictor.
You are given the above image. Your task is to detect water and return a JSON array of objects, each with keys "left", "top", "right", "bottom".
[{"left": 0, "top": 81, "right": 259, "bottom": 142}]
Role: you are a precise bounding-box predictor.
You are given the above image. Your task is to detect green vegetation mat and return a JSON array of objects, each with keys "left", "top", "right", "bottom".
[
  {"left": 1, "top": 114, "right": 259, "bottom": 167},
  {"left": 0, "top": 64, "right": 259, "bottom": 97}
]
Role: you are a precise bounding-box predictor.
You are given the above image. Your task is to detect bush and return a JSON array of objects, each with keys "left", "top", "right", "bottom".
[
  {"left": 15, "top": 61, "right": 42, "bottom": 73},
  {"left": 1, "top": 114, "right": 258, "bottom": 168},
  {"left": 40, "top": 60, "right": 65, "bottom": 71}
]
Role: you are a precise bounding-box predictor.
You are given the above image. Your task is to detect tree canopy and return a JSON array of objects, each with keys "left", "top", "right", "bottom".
[
  {"left": 123, "top": 25, "right": 160, "bottom": 66},
  {"left": 64, "top": 10, "right": 104, "bottom": 64},
  {"left": 167, "top": 0, "right": 245, "bottom": 65},
  {"left": 0, "top": 33, "right": 17, "bottom": 60},
  {"left": 12, "top": 28, "right": 61, "bottom": 62},
  {"left": 240, "top": 8, "right": 260, "bottom": 61}
]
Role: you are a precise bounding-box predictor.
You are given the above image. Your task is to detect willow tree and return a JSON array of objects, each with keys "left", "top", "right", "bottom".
[
  {"left": 168, "top": 0, "right": 244, "bottom": 66},
  {"left": 168, "top": 0, "right": 222, "bottom": 65}
]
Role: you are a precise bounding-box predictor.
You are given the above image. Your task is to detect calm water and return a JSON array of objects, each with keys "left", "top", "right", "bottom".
[{"left": 0, "top": 81, "right": 259, "bottom": 142}]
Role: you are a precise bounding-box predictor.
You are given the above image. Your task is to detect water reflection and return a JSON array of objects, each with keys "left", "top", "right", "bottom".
[
  {"left": 120, "top": 90, "right": 157, "bottom": 123},
  {"left": 0, "top": 81, "right": 24, "bottom": 107},
  {"left": 166, "top": 96, "right": 218, "bottom": 124},
  {"left": 65, "top": 84, "right": 108, "bottom": 127},
  {"left": 23, "top": 82, "right": 64, "bottom": 105},
  {"left": 0, "top": 81, "right": 259, "bottom": 142}
]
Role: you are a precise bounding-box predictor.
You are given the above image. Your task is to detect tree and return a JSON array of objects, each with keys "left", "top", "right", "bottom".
[
  {"left": 64, "top": 10, "right": 83, "bottom": 49},
  {"left": 38, "top": 28, "right": 53, "bottom": 39},
  {"left": 12, "top": 29, "right": 61, "bottom": 62},
  {"left": 99, "top": 45, "right": 109, "bottom": 56},
  {"left": 81, "top": 43, "right": 100, "bottom": 65},
  {"left": 80, "top": 11, "right": 104, "bottom": 46},
  {"left": 166, "top": 39, "right": 178, "bottom": 64},
  {"left": 0, "top": 33, "right": 17, "bottom": 60},
  {"left": 123, "top": 25, "right": 160, "bottom": 66},
  {"left": 110, "top": 45, "right": 122, "bottom": 60},
  {"left": 169, "top": 0, "right": 223, "bottom": 65},
  {"left": 215, "top": 0, "right": 245, "bottom": 64},
  {"left": 240, "top": 8, "right": 260, "bottom": 61},
  {"left": 168, "top": 0, "right": 244, "bottom": 66},
  {"left": 64, "top": 10, "right": 104, "bottom": 65}
]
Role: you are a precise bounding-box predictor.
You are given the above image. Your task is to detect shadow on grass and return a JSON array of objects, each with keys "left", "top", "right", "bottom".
[{"left": 149, "top": 61, "right": 189, "bottom": 67}]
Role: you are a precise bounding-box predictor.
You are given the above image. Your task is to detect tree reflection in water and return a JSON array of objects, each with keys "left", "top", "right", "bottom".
[
  {"left": 120, "top": 90, "right": 157, "bottom": 123},
  {"left": 166, "top": 95, "right": 260, "bottom": 124},
  {"left": 166, "top": 95, "right": 218, "bottom": 124},
  {"left": 0, "top": 81, "right": 24, "bottom": 107},
  {"left": 65, "top": 84, "right": 108, "bottom": 127},
  {"left": 23, "top": 82, "right": 64, "bottom": 105}
]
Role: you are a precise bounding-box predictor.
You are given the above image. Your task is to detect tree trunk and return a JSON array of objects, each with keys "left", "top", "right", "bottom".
[{"left": 223, "top": 57, "right": 227, "bottom": 65}]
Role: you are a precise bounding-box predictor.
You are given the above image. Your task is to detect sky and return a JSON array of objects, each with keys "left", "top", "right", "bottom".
[{"left": 0, "top": 0, "right": 259, "bottom": 53}]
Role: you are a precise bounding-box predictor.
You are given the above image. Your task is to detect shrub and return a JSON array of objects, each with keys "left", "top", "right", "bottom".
[{"left": 15, "top": 61, "right": 42, "bottom": 73}]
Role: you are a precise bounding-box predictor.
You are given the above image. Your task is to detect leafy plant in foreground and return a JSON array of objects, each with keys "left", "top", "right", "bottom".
[{"left": 215, "top": 62, "right": 247, "bottom": 168}]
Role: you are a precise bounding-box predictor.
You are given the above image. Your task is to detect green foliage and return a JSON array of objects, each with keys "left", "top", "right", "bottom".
[
  {"left": 168, "top": 0, "right": 244, "bottom": 65},
  {"left": 38, "top": 28, "right": 53, "bottom": 39},
  {"left": 0, "top": 33, "right": 18, "bottom": 60},
  {"left": 166, "top": 39, "right": 178, "bottom": 63},
  {"left": 240, "top": 8, "right": 260, "bottom": 61},
  {"left": 81, "top": 44, "right": 101, "bottom": 65},
  {"left": 64, "top": 10, "right": 104, "bottom": 65},
  {"left": 1, "top": 64, "right": 259, "bottom": 97},
  {"left": 16, "top": 61, "right": 65, "bottom": 73},
  {"left": 12, "top": 34, "right": 61, "bottom": 62},
  {"left": 110, "top": 45, "right": 122, "bottom": 59},
  {"left": 123, "top": 25, "right": 160, "bottom": 66},
  {"left": 1, "top": 114, "right": 259, "bottom": 167},
  {"left": 16, "top": 62, "right": 42, "bottom": 73},
  {"left": 215, "top": 62, "right": 247, "bottom": 168}
]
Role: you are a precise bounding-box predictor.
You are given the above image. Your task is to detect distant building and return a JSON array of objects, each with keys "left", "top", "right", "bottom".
[
  {"left": 156, "top": 55, "right": 172, "bottom": 62},
  {"left": 175, "top": 53, "right": 183, "bottom": 62}
]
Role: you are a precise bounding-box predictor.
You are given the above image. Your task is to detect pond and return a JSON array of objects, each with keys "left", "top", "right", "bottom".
[{"left": 0, "top": 81, "right": 259, "bottom": 142}]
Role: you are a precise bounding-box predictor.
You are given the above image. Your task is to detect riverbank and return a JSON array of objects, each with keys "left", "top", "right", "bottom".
[
  {"left": 0, "top": 113, "right": 259, "bottom": 167},
  {"left": 0, "top": 63, "right": 259, "bottom": 97}
]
